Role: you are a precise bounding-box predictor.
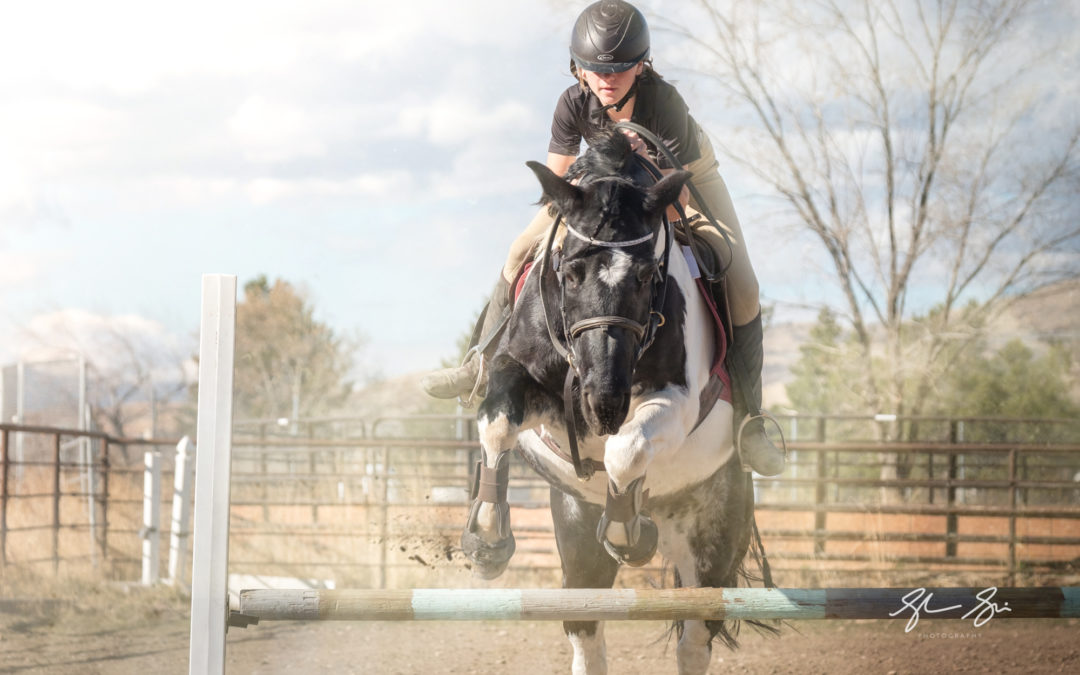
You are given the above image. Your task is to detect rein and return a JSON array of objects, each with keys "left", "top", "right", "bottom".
[
  {"left": 612, "top": 121, "right": 735, "bottom": 281},
  {"left": 538, "top": 169, "right": 675, "bottom": 481}
]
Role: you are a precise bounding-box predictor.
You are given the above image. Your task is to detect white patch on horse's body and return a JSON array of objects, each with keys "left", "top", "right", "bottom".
[
  {"left": 478, "top": 414, "right": 514, "bottom": 466},
  {"left": 568, "top": 626, "right": 608, "bottom": 675},
  {"left": 597, "top": 249, "right": 633, "bottom": 287},
  {"left": 599, "top": 246, "right": 729, "bottom": 492}
]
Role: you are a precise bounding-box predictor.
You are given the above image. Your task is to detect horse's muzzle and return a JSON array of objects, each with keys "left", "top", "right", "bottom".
[{"left": 582, "top": 389, "right": 631, "bottom": 436}]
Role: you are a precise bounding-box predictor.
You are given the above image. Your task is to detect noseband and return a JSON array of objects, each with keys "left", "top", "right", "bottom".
[{"left": 538, "top": 161, "right": 675, "bottom": 480}]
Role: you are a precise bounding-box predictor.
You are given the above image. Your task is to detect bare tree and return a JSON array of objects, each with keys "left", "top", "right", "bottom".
[
  {"left": 89, "top": 326, "right": 190, "bottom": 441},
  {"left": 658, "top": 0, "right": 1080, "bottom": 429},
  {"left": 17, "top": 312, "right": 194, "bottom": 462}
]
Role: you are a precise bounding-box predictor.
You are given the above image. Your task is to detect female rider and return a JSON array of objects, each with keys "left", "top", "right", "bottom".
[{"left": 421, "top": 0, "right": 784, "bottom": 476}]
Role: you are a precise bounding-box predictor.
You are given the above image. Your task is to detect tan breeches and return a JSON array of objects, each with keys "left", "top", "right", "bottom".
[{"left": 501, "top": 133, "right": 760, "bottom": 326}]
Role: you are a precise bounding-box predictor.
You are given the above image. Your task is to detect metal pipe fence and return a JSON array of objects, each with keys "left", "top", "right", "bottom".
[
  {"left": 2, "top": 414, "right": 1077, "bottom": 587},
  {"left": 221, "top": 414, "right": 1080, "bottom": 587},
  {"left": 0, "top": 422, "right": 183, "bottom": 579}
]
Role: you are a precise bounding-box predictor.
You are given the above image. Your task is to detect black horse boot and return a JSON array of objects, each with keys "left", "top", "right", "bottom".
[
  {"left": 727, "top": 312, "right": 786, "bottom": 476},
  {"left": 421, "top": 276, "right": 513, "bottom": 403}
]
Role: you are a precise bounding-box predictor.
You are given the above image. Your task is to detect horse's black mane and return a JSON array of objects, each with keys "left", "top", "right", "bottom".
[
  {"left": 566, "top": 130, "right": 636, "bottom": 181},
  {"left": 540, "top": 131, "right": 645, "bottom": 228}
]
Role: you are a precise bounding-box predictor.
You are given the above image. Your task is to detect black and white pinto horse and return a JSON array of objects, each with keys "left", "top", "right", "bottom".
[{"left": 463, "top": 131, "right": 756, "bottom": 675}]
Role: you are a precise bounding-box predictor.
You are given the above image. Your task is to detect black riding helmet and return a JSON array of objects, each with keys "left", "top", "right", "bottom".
[{"left": 570, "top": 0, "right": 650, "bottom": 73}]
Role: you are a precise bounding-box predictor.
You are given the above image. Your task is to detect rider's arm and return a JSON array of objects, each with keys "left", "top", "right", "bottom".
[
  {"left": 547, "top": 152, "right": 576, "bottom": 177},
  {"left": 621, "top": 129, "right": 690, "bottom": 218}
]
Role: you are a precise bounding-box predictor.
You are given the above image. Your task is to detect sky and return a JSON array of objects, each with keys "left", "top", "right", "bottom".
[
  {"left": 0, "top": 1, "right": 581, "bottom": 379},
  {"left": 1, "top": 0, "right": 1076, "bottom": 387}
]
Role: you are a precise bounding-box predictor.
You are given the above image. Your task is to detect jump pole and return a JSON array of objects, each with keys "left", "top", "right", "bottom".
[
  {"left": 188, "top": 275, "right": 238, "bottom": 675},
  {"left": 236, "top": 587, "right": 1080, "bottom": 623}
]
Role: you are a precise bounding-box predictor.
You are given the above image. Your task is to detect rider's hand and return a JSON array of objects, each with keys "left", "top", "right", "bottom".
[{"left": 620, "top": 129, "right": 649, "bottom": 158}]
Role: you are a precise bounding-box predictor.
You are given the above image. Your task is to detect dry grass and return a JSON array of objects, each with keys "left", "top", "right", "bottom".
[{"left": 0, "top": 566, "right": 190, "bottom": 636}]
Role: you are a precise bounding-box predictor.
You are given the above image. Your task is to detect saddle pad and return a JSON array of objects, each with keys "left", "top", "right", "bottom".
[
  {"left": 514, "top": 262, "right": 534, "bottom": 302},
  {"left": 684, "top": 246, "right": 732, "bottom": 405}
]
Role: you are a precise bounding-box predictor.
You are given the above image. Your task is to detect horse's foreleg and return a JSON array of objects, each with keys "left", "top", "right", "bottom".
[
  {"left": 598, "top": 393, "right": 691, "bottom": 565},
  {"left": 461, "top": 360, "right": 537, "bottom": 579},
  {"left": 551, "top": 489, "right": 619, "bottom": 675}
]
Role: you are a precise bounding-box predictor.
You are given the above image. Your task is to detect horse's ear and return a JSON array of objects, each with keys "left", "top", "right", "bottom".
[
  {"left": 644, "top": 170, "right": 692, "bottom": 217},
  {"left": 527, "top": 160, "right": 583, "bottom": 214}
]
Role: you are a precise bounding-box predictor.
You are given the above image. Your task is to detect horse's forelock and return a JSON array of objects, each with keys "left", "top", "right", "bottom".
[{"left": 569, "top": 130, "right": 635, "bottom": 180}]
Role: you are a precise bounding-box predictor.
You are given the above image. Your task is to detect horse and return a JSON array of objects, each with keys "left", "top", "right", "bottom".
[{"left": 461, "top": 130, "right": 758, "bottom": 675}]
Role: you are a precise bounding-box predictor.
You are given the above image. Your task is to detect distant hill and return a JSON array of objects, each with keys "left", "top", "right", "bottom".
[{"left": 761, "top": 279, "right": 1080, "bottom": 408}]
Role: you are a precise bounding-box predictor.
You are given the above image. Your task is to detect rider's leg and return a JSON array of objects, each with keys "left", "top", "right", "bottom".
[
  {"left": 420, "top": 274, "right": 513, "bottom": 399},
  {"left": 684, "top": 133, "right": 785, "bottom": 476},
  {"left": 421, "top": 206, "right": 557, "bottom": 400}
]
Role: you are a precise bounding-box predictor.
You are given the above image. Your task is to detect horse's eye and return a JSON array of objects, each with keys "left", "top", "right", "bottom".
[
  {"left": 562, "top": 263, "right": 583, "bottom": 288},
  {"left": 636, "top": 265, "right": 655, "bottom": 285}
]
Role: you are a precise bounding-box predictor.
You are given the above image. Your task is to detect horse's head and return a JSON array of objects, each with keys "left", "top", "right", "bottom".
[{"left": 527, "top": 131, "right": 690, "bottom": 435}]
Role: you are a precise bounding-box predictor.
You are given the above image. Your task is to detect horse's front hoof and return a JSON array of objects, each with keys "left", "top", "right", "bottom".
[
  {"left": 461, "top": 498, "right": 516, "bottom": 579},
  {"left": 599, "top": 514, "right": 658, "bottom": 567},
  {"left": 461, "top": 529, "right": 516, "bottom": 579}
]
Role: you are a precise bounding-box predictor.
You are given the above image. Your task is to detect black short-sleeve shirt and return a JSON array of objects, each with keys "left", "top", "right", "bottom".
[{"left": 548, "top": 72, "right": 702, "bottom": 169}]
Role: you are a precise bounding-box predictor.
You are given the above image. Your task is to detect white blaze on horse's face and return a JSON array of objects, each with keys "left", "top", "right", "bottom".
[{"left": 597, "top": 250, "right": 634, "bottom": 288}]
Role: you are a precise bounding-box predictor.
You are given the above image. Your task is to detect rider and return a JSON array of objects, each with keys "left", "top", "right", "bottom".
[{"left": 421, "top": 0, "right": 784, "bottom": 476}]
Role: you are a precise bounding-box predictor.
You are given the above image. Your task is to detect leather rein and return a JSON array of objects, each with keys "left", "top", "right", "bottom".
[{"left": 537, "top": 154, "right": 675, "bottom": 481}]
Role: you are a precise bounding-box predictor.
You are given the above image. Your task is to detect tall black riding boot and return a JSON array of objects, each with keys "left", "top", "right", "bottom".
[
  {"left": 727, "top": 312, "right": 786, "bottom": 476},
  {"left": 421, "top": 276, "right": 513, "bottom": 403}
]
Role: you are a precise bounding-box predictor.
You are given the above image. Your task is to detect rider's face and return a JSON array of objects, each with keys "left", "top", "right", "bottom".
[{"left": 582, "top": 63, "right": 643, "bottom": 108}]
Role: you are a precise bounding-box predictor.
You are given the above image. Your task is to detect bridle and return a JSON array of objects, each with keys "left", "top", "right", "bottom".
[{"left": 537, "top": 157, "right": 675, "bottom": 480}]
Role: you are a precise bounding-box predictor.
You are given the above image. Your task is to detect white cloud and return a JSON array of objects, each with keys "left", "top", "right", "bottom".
[
  {"left": 228, "top": 96, "right": 325, "bottom": 162},
  {"left": 242, "top": 171, "right": 414, "bottom": 205},
  {"left": 0, "top": 1, "right": 305, "bottom": 94},
  {"left": 396, "top": 98, "right": 537, "bottom": 147}
]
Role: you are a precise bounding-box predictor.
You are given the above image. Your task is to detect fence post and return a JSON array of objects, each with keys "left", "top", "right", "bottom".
[
  {"left": 189, "top": 274, "right": 237, "bottom": 675},
  {"left": 53, "top": 433, "right": 61, "bottom": 574},
  {"left": 378, "top": 444, "right": 391, "bottom": 589},
  {"left": 100, "top": 439, "right": 110, "bottom": 562},
  {"left": 168, "top": 437, "right": 196, "bottom": 588},
  {"left": 1, "top": 429, "right": 8, "bottom": 566},
  {"left": 142, "top": 447, "right": 162, "bottom": 585},
  {"left": 945, "top": 420, "right": 960, "bottom": 558},
  {"left": 259, "top": 424, "right": 269, "bottom": 522},
  {"left": 1008, "top": 448, "right": 1018, "bottom": 585},
  {"left": 814, "top": 417, "right": 827, "bottom": 556},
  {"left": 309, "top": 426, "right": 319, "bottom": 524},
  {"left": 84, "top": 425, "right": 97, "bottom": 569}
]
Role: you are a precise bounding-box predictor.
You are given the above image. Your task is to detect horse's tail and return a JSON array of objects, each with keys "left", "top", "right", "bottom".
[
  {"left": 728, "top": 471, "right": 782, "bottom": 645},
  {"left": 750, "top": 489, "right": 776, "bottom": 589}
]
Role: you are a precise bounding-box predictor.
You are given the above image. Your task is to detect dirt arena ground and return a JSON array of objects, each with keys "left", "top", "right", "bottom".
[{"left": 1, "top": 586, "right": 1077, "bottom": 674}]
